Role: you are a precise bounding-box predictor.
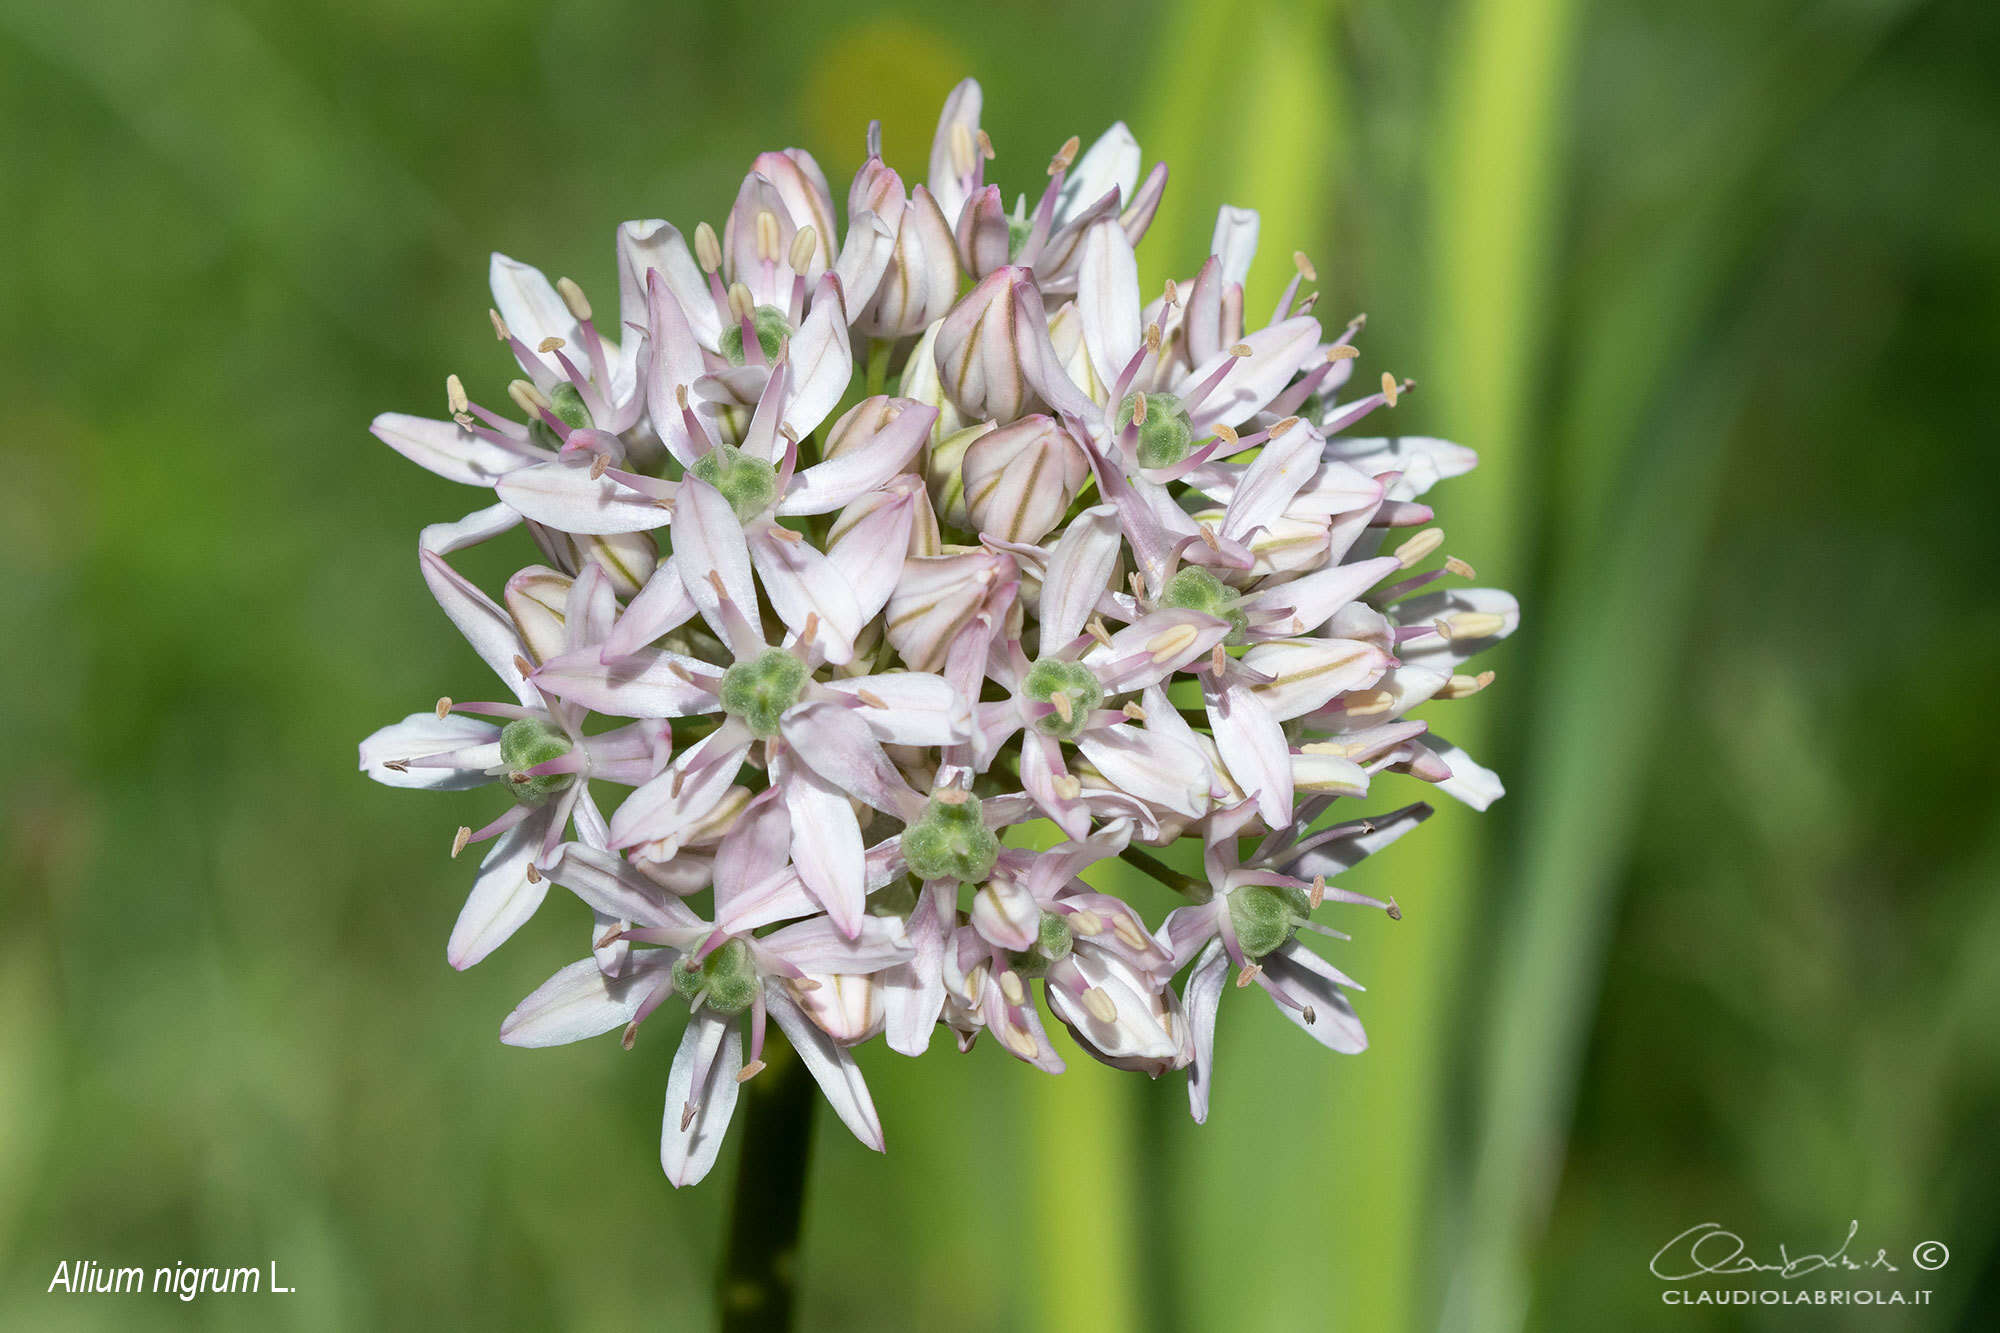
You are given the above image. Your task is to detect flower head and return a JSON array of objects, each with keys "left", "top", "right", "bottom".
[{"left": 360, "top": 78, "right": 1515, "bottom": 1183}]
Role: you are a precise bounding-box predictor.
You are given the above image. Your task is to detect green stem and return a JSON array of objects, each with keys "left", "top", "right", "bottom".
[
  {"left": 1116, "top": 845, "right": 1206, "bottom": 897},
  {"left": 716, "top": 1034, "right": 815, "bottom": 1333}
]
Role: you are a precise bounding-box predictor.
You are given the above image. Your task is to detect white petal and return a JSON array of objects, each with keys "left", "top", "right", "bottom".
[
  {"left": 661, "top": 1012, "right": 742, "bottom": 1187},
  {"left": 448, "top": 811, "right": 553, "bottom": 970},
  {"left": 497, "top": 457, "right": 673, "bottom": 534},
  {"left": 358, "top": 713, "right": 500, "bottom": 789},
  {"left": 501, "top": 951, "right": 671, "bottom": 1047},
  {"left": 767, "top": 992, "right": 884, "bottom": 1151},
  {"left": 371, "top": 413, "right": 530, "bottom": 487}
]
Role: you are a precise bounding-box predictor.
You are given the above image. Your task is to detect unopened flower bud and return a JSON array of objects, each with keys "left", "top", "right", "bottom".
[
  {"left": 860, "top": 185, "right": 960, "bottom": 338},
  {"left": 885, "top": 550, "right": 1009, "bottom": 672},
  {"left": 961, "top": 416, "right": 1090, "bottom": 544},
  {"left": 795, "top": 973, "right": 884, "bottom": 1044},
  {"left": 934, "top": 268, "right": 1040, "bottom": 423},
  {"left": 924, "top": 422, "right": 993, "bottom": 529},
  {"left": 504, "top": 566, "right": 574, "bottom": 665}
]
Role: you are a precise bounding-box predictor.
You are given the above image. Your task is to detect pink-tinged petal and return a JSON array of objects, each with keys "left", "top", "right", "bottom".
[
  {"left": 1283, "top": 802, "right": 1433, "bottom": 881},
  {"left": 1118, "top": 161, "right": 1168, "bottom": 247},
  {"left": 1221, "top": 420, "right": 1323, "bottom": 543},
  {"left": 1077, "top": 220, "right": 1141, "bottom": 388},
  {"left": 562, "top": 563, "right": 615, "bottom": 655},
  {"left": 934, "top": 267, "right": 1027, "bottom": 422},
  {"left": 371, "top": 413, "right": 535, "bottom": 487},
  {"left": 1322, "top": 436, "right": 1478, "bottom": 495},
  {"left": 1059, "top": 122, "right": 1141, "bottom": 224},
  {"left": 1208, "top": 678, "right": 1293, "bottom": 829},
  {"left": 712, "top": 789, "right": 791, "bottom": 919},
  {"left": 1238, "top": 555, "right": 1402, "bottom": 639},
  {"left": 928, "top": 78, "right": 985, "bottom": 225},
  {"left": 780, "top": 701, "right": 925, "bottom": 821},
  {"left": 765, "top": 992, "right": 885, "bottom": 1152},
  {"left": 496, "top": 455, "right": 672, "bottom": 534},
  {"left": 1020, "top": 730, "right": 1089, "bottom": 839},
  {"left": 1182, "top": 255, "right": 1225, "bottom": 367},
  {"left": 358, "top": 713, "right": 501, "bottom": 789},
  {"left": 824, "top": 476, "right": 921, "bottom": 622},
  {"left": 420, "top": 499, "right": 524, "bottom": 556},
  {"left": 533, "top": 645, "right": 714, "bottom": 718},
  {"left": 1161, "top": 902, "right": 1223, "bottom": 969},
  {"left": 883, "top": 882, "right": 951, "bottom": 1055},
  {"left": 782, "top": 275, "right": 853, "bottom": 441},
  {"left": 759, "top": 914, "right": 912, "bottom": 975},
  {"left": 619, "top": 218, "right": 718, "bottom": 347},
  {"left": 720, "top": 837, "right": 908, "bottom": 936},
  {"left": 1186, "top": 316, "right": 1322, "bottom": 430},
  {"left": 1285, "top": 460, "right": 1386, "bottom": 519},
  {"left": 787, "top": 397, "right": 934, "bottom": 517},
  {"left": 886, "top": 550, "right": 1010, "bottom": 673},
  {"left": 1182, "top": 939, "right": 1230, "bottom": 1122},
  {"left": 955, "top": 184, "right": 1011, "bottom": 278},
  {"left": 1210, "top": 205, "right": 1260, "bottom": 287},
  {"left": 749, "top": 524, "right": 862, "bottom": 665},
  {"left": 1076, "top": 725, "right": 1210, "bottom": 817},
  {"left": 1419, "top": 734, "right": 1505, "bottom": 810},
  {"left": 548, "top": 843, "right": 701, "bottom": 931},
  {"left": 604, "top": 562, "right": 697, "bottom": 661},
  {"left": 501, "top": 951, "right": 673, "bottom": 1047},
  {"left": 644, "top": 272, "right": 711, "bottom": 466},
  {"left": 490, "top": 252, "right": 578, "bottom": 377},
  {"left": 820, "top": 672, "right": 971, "bottom": 746},
  {"left": 502, "top": 566, "right": 571, "bottom": 666},
  {"left": 723, "top": 172, "right": 801, "bottom": 307},
  {"left": 970, "top": 875, "right": 1040, "bottom": 952},
  {"left": 674, "top": 477, "right": 763, "bottom": 655},
  {"left": 833, "top": 207, "right": 898, "bottom": 317},
  {"left": 1011, "top": 280, "right": 1100, "bottom": 421},
  {"left": 1261, "top": 941, "right": 1368, "bottom": 1053},
  {"left": 610, "top": 724, "right": 753, "bottom": 849},
  {"left": 1240, "top": 639, "right": 1390, "bottom": 721},
  {"left": 1038, "top": 504, "right": 1123, "bottom": 648},
  {"left": 448, "top": 810, "right": 554, "bottom": 970},
  {"left": 418, "top": 534, "right": 534, "bottom": 705},
  {"left": 780, "top": 761, "right": 867, "bottom": 937},
  {"left": 1292, "top": 750, "right": 1370, "bottom": 797},
  {"left": 962, "top": 414, "right": 1090, "bottom": 546},
  {"left": 661, "top": 1011, "right": 742, "bottom": 1187},
  {"left": 1049, "top": 951, "right": 1182, "bottom": 1070},
  {"left": 754, "top": 149, "right": 838, "bottom": 276}
]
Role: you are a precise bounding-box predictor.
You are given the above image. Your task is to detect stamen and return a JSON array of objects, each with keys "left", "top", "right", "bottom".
[
  {"left": 1234, "top": 963, "right": 1263, "bottom": 989},
  {"left": 381, "top": 759, "right": 409, "bottom": 773},
  {"left": 934, "top": 786, "right": 969, "bottom": 805},
  {"left": 1437, "top": 611, "right": 1505, "bottom": 640},
  {"left": 1048, "top": 135, "right": 1079, "bottom": 176},
  {"left": 999, "top": 970, "right": 1026, "bottom": 1006},
  {"left": 705, "top": 569, "right": 728, "bottom": 598},
  {"left": 1230, "top": 343, "right": 1253, "bottom": 357},
  {"left": 1213, "top": 422, "right": 1239, "bottom": 447},
  {"left": 434, "top": 696, "right": 453, "bottom": 720},
  {"left": 694, "top": 222, "right": 722, "bottom": 273},
  {"left": 1386, "top": 897, "right": 1403, "bottom": 921},
  {"left": 1112, "top": 915, "right": 1148, "bottom": 951},
  {"left": 1380, "top": 372, "right": 1400, "bottom": 407},
  {"left": 537, "top": 335, "right": 566, "bottom": 354},
  {"left": 1342, "top": 690, "right": 1395, "bottom": 717},
  {"left": 1163, "top": 278, "right": 1180, "bottom": 306},
  {"left": 1210, "top": 643, "right": 1228, "bottom": 676},
  {"left": 786, "top": 225, "right": 818, "bottom": 271},
  {"left": 754, "top": 211, "right": 782, "bottom": 265},
  {"left": 1130, "top": 393, "right": 1148, "bottom": 425},
  {"left": 595, "top": 923, "right": 624, "bottom": 949},
  {"left": 1086, "top": 616, "right": 1115, "bottom": 648},
  {"left": 1069, "top": 908, "right": 1105, "bottom": 936},
  {"left": 1395, "top": 527, "right": 1444, "bottom": 568},
  {"left": 855, "top": 688, "right": 889, "bottom": 709},
  {"left": 507, "top": 380, "right": 550, "bottom": 417},
  {"left": 1052, "top": 775, "right": 1083, "bottom": 801},
  {"left": 1121, "top": 701, "right": 1146, "bottom": 721},
  {"left": 949, "top": 123, "right": 976, "bottom": 176},
  {"left": 976, "top": 128, "right": 995, "bottom": 160},
  {"left": 1050, "top": 691, "right": 1073, "bottom": 723},
  {"left": 1438, "top": 670, "right": 1496, "bottom": 699},
  {"left": 727, "top": 282, "right": 756, "bottom": 323},
  {"left": 555, "top": 276, "right": 591, "bottom": 321},
  {"left": 524, "top": 862, "right": 542, "bottom": 884},
  {"left": 1327, "top": 344, "right": 1359, "bottom": 361},
  {"left": 735, "top": 1059, "right": 767, "bottom": 1083},
  {"left": 1146, "top": 623, "right": 1198, "bottom": 664},
  {"left": 1310, "top": 875, "right": 1326, "bottom": 909},
  {"left": 488, "top": 309, "right": 510, "bottom": 341},
  {"left": 1303, "top": 1005, "right": 1318, "bottom": 1025},
  {"left": 451, "top": 826, "right": 472, "bottom": 859},
  {"left": 1270, "top": 415, "right": 1301, "bottom": 437},
  {"left": 512, "top": 654, "right": 535, "bottom": 677},
  {"left": 1302, "top": 739, "right": 1363, "bottom": 759},
  {"left": 680, "top": 1102, "right": 698, "bottom": 1132},
  {"left": 1445, "top": 556, "right": 1478, "bottom": 579},
  {"left": 791, "top": 977, "right": 822, "bottom": 992},
  {"left": 1293, "top": 250, "right": 1318, "bottom": 282},
  {"left": 445, "top": 375, "right": 469, "bottom": 416},
  {"left": 589, "top": 453, "right": 610, "bottom": 480},
  {"left": 801, "top": 611, "right": 821, "bottom": 645},
  {"left": 1003, "top": 1024, "right": 1039, "bottom": 1059},
  {"left": 1197, "top": 526, "right": 1220, "bottom": 552},
  {"left": 620, "top": 1020, "right": 639, "bottom": 1050},
  {"left": 1143, "top": 323, "right": 1162, "bottom": 354},
  {"left": 1083, "top": 987, "right": 1118, "bottom": 1023}
]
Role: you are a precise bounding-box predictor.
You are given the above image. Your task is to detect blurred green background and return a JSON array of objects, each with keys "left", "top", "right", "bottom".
[{"left": 4, "top": 0, "right": 1997, "bottom": 1328}]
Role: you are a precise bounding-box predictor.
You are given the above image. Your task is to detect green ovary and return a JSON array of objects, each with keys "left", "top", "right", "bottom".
[
  {"left": 671, "top": 939, "right": 760, "bottom": 1015},
  {"left": 717, "top": 648, "right": 807, "bottom": 737},
  {"left": 1023, "top": 658, "right": 1103, "bottom": 740},
  {"left": 1116, "top": 391, "right": 1196, "bottom": 469},
  {"left": 690, "top": 444, "right": 779, "bottom": 522},
  {"left": 499, "top": 718, "right": 575, "bottom": 806},
  {"left": 902, "top": 793, "right": 1000, "bottom": 884},
  {"left": 1158, "top": 565, "right": 1249, "bottom": 643},
  {"left": 719, "top": 304, "right": 792, "bottom": 366},
  {"left": 1227, "top": 884, "right": 1311, "bottom": 959}
]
